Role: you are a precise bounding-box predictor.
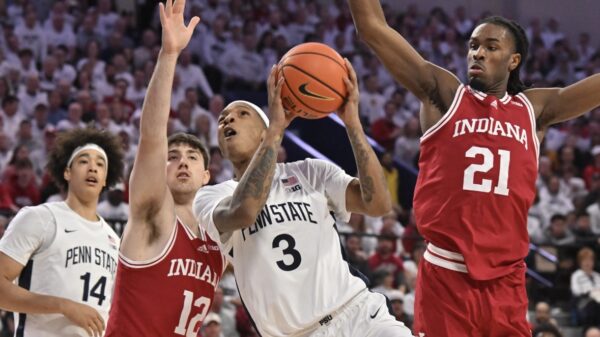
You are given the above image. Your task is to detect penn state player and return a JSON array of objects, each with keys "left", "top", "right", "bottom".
[
  {"left": 347, "top": 1, "right": 600, "bottom": 336},
  {"left": 194, "top": 61, "right": 413, "bottom": 336},
  {"left": 0, "top": 128, "right": 124, "bottom": 337},
  {"left": 105, "top": 1, "right": 224, "bottom": 336}
]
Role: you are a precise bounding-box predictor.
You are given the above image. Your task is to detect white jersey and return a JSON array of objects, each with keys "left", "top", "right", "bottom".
[
  {"left": 0, "top": 201, "right": 119, "bottom": 337},
  {"left": 194, "top": 159, "right": 368, "bottom": 336}
]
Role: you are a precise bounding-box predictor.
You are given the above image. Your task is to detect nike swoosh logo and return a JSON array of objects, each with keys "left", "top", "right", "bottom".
[
  {"left": 370, "top": 306, "right": 381, "bottom": 319},
  {"left": 64, "top": 229, "right": 77, "bottom": 233},
  {"left": 298, "top": 83, "right": 334, "bottom": 101}
]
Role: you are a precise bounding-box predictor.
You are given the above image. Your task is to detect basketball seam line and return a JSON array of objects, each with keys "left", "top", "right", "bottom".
[
  {"left": 282, "top": 64, "right": 345, "bottom": 114},
  {"left": 281, "top": 51, "right": 346, "bottom": 70}
]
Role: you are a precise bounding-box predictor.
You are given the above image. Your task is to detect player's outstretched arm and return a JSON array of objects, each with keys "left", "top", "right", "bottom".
[
  {"left": 347, "top": 0, "right": 460, "bottom": 113},
  {"left": 212, "top": 67, "right": 295, "bottom": 233},
  {"left": 339, "top": 59, "right": 391, "bottom": 216},
  {"left": 128, "top": 0, "right": 199, "bottom": 222},
  {"left": 0, "top": 253, "right": 105, "bottom": 337},
  {"left": 527, "top": 73, "right": 600, "bottom": 129}
]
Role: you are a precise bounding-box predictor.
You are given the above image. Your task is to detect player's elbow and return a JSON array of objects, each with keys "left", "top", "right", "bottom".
[
  {"left": 216, "top": 207, "right": 257, "bottom": 233},
  {"left": 364, "top": 198, "right": 392, "bottom": 217}
]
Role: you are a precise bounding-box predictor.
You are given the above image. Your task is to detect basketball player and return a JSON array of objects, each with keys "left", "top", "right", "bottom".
[
  {"left": 347, "top": 2, "right": 600, "bottom": 336},
  {"left": 0, "top": 127, "right": 124, "bottom": 337},
  {"left": 104, "top": 1, "right": 225, "bottom": 336},
  {"left": 193, "top": 61, "right": 413, "bottom": 336}
]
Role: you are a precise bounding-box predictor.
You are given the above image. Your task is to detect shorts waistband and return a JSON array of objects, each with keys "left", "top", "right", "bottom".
[
  {"left": 424, "top": 243, "right": 468, "bottom": 273},
  {"left": 295, "top": 290, "right": 366, "bottom": 336}
]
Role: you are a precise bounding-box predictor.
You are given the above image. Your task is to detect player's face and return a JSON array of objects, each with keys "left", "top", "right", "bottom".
[
  {"left": 217, "top": 102, "right": 266, "bottom": 162},
  {"left": 64, "top": 149, "right": 108, "bottom": 200},
  {"left": 166, "top": 143, "right": 209, "bottom": 197},
  {"left": 467, "top": 23, "right": 520, "bottom": 93}
]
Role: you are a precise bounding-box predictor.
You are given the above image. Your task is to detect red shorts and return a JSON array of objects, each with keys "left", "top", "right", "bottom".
[{"left": 413, "top": 243, "right": 530, "bottom": 337}]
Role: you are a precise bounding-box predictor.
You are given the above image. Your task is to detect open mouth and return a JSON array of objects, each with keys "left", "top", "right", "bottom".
[
  {"left": 85, "top": 177, "right": 98, "bottom": 185},
  {"left": 177, "top": 172, "right": 190, "bottom": 179},
  {"left": 469, "top": 64, "right": 484, "bottom": 75},
  {"left": 224, "top": 127, "right": 237, "bottom": 139}
]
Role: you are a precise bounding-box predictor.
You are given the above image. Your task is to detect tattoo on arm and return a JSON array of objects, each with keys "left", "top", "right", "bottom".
[
  {"left": 238, "top": 146, "right": 276, "bottom": 199},
  {"left": 425, "top": 80, "right": 448, "bottom": 113},
  {"left": 347, "top": 128, "right": 375, "bottom": 203}
]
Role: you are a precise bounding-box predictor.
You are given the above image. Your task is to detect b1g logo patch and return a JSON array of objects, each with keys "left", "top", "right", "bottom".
[{"left": 281, "top": 176, "right": 302, "bottom": 193}]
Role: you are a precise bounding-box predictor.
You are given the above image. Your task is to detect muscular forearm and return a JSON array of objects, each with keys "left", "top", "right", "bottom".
[
  {"left": 223, "top": 131, "right": 282, "bottom": 231},
  {"left": 0, "top": 278, "right": 66, "bottom": 315},
  {"left": 139, "top": 51, "right": 178, "bottom": 137},
  {"left": 346, "top": 122, "right": 392, "bottom": 215}
]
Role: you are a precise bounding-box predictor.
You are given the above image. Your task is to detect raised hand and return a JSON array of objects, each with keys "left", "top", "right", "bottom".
[
  {"left": 336, "top": 58, "right": 361, "bottom": 127},
  {"left": 158, "top": 0, "right": 200, "bottom": 55},
  {"left": 61, "top": 299, "right": 105, "bottom": 337},
  {"left": 267, "top": 65, "right": 295, "bottom": 132}
]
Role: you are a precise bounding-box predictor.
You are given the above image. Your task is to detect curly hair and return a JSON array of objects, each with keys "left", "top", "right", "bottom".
[{"left": 47, "top": 128, "right": 124, "bottom": 191}]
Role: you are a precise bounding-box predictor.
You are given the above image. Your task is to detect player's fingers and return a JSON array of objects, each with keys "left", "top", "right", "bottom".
[
  {"left": 274, "top": 77, "right": 284, "bottom": 99},
  {"left": 267, "top": 65, "right": 277, "bottom": 89},
  {"left": 165, "top": 0, "right": 173, "bottom": 17},
  {"left": 187, "top": 16, "right": 200, "bottom": 31},
  {"left": 83, "top": 324, "right": 93, "bottom": 337},
  {"left": 91, "top": 317, "right": 103, "bottom": 337},
  {"left": 98, "top": 314, "right": 106, "bottom": 331},
  {"left": 173, "top": 0, "right": 185, "bottom": 14},
  {"left": 344, "top": 58, "right": 357, "bottom": 82},
  {"left": 158, "top": 3, "right": 166, "bottom": 24}
]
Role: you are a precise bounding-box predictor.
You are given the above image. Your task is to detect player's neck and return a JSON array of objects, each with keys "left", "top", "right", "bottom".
[
  {"left": 174, "top": 205, "right": 199, "bottom": 236},
  {"left": 64, "top": 194, "right": 100, "bottom": 222},
  {"left": 231, "top": 157, "right": 253, "bottom": 182}
]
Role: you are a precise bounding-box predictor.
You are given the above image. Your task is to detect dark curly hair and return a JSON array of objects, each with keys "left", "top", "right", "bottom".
[{"left": 47, "top": 128, "right": 124, "bottom": 191}]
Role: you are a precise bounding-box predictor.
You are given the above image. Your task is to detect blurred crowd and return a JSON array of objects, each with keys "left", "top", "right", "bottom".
[{"left": 1, "top": 0, "right": 600, "bottom": 336}]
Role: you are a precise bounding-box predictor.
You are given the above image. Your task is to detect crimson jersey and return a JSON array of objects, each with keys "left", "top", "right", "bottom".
[
  {"left": 414, "top": 85, "right": 539, "bottom": 280},
  {"left": 105, "top": 220, "right": 225, "bottom": 337}
]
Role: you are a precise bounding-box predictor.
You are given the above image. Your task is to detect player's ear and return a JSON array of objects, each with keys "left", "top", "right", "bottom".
[
  {"left": 508, "top": 53, "right": 521, "bottom": 72},
  {"left": 63, "top": 167, "right": 71, "bottom": 182}
]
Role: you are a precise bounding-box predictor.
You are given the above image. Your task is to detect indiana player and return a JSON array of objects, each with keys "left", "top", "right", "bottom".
[
  {"left": 194, "top": 59, "right": 412, "bottom": 336},
  {"left": 106, "top": 0, "right": 225, "bottom": 336},
  {"left": 348, "top": 1, "right": 600, "bottom": 336},
  {"left": 105, "top": 1, "right": 224, "bottom": 336},
  {"left": 0, "top": 127, "right": 124, "bottom": 337}
]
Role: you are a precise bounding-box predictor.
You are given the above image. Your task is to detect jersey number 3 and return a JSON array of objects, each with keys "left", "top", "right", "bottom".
[
  {"left": 273, "top": 234, "right": 302, "bottom": 271},
  {"left": 463, "top": 146, "right": 511, "bottom": 196}
]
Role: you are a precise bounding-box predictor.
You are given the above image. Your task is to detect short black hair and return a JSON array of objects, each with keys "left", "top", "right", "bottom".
[
  {"left": 478, "top": 16, "right": 529, "bottom": 95},
  {"left": 550, "top": 213, "right": 566, "bottom": 223},
  {"left": 167, "top": 133, "right": 210, "bottom": 168},
  {"left": 47, "top": 128, "right": 124, "bottom": 191}
]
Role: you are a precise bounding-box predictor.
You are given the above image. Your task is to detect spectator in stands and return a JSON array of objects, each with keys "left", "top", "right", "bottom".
[
  {"left": 584, "top": 146, "right": 600, "bottom": 188},
  {"left": 2, "top": 144, "right": 30, "bottom": 182},
  {"left": 387, "top": 290, "right": 413, "bottom": 331},
  {"left": 586, "top": 194, "right": 600, "bottom": 236},
  {"left": 539, "top": 175, "right": 575, "bottom": 224},
  {"left": 532, "top": 323, "right": 563, "bottom": 337},
  {"left": 358, "top": 74, "right": 385, "bottom": 125},
  {"left": 1, "top": 96, "right": 23, "bottom": 141},
  {"left": 530, "top": 301, "right": 559, "bottom": 330},
  {"left": 369, "top": 236, "right": 405, "bottom": 287},
  {"left": 571, "top": 247, "right": 600, "bottom": 326},
  {"left": 56, "top": 102, "right": 85, "bottom": 131},
  {"left": 394, "top": 117, "right": 421, "bottom": 167},
  {"left": 573, "top": 212, "right": 598, "bottom": 244},
  {"left": 344, "top": 233, "right": 372, "bottom": 281},
  {"left": 542, "top": 214, "right": 575, "bottom": 246},
  {"left": 97, "top": 182, "right": 128, "bottom": 223},
  {"left": 371, "top": 101, "right": 403, "bottom": 151},
  {"left": 3, "top": 158, "right": 40, "bottom": 209},
  {"left": 208, "top": 287, "right": 238, "bottom": 337}
]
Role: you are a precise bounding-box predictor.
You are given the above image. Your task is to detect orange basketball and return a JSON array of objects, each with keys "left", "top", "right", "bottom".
[{"left": 278, "top": 42, "right": 348, "bottom": 119}]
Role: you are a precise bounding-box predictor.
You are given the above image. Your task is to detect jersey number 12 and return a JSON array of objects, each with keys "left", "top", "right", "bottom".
[
  {"left": 174, "top": 290, "right": 211, "bottom": 337},
  {"left": 463, "top": 146, "right": 511, "bottom": 196}
]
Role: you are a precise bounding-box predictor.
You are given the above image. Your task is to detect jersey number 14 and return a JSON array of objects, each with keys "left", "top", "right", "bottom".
[{"left": 463, "top": 146, "right": 511, "bottom": 196}]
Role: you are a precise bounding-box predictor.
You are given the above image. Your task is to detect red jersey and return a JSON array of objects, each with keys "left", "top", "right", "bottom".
[
  {"left": 414, "top": 85, "right": 539, "bottom": 280},
  {"left": 105, "top": 220, "right": 225, "bottom": 337}
]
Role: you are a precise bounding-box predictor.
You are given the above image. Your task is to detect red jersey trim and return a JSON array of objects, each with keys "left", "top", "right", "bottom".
[
  {"left": 427, "top": 243, "right": 464, "bottom": 262},
  {"left": 119, "top": 220, "right": 178, "bottom": 268},
  {"left": 421, "top": 84, "right": 465, "bottom": 142},
  {"left": 516, "top": 93, "right": 540, "bottom": 165}
]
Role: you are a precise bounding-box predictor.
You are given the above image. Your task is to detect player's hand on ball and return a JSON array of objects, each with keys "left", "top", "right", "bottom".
[
  {"left": 158, "top": 0, "right": 200, "bottom": 55},
  {"left": 337, "top": 58, "right": 360, "bottom": 127},
  {"left": 268, "top": 65, "right": 295, "bottom": 131},
  {"left": 61, "top": 300, "right": 105, "bottom": 337}
]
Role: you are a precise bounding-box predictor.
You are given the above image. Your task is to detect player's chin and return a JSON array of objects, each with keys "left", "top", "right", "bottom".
[{"left": 468, "top": 77, "right": 487, "bottom": 92}]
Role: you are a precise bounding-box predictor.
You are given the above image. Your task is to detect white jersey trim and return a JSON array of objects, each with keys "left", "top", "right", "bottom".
[
  {"left": 424, "top": 249, "right": 468, "bottom": 273},
  {"left": 119, "top": 220, "right": 178, "bottom": 268},
  {"left": 428, "top": 242, "right": 464, "bottom": 262},
  {"left": 421, "top": 84, "right": 465, "bottom": 142},
  {"left": 517, "top": 93, "right": 540, "bottom": 166}
]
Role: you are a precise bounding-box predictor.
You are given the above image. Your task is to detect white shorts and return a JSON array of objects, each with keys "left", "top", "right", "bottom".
[{"left": 306, "top": 290, "right": 413, "bottom": 337}]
